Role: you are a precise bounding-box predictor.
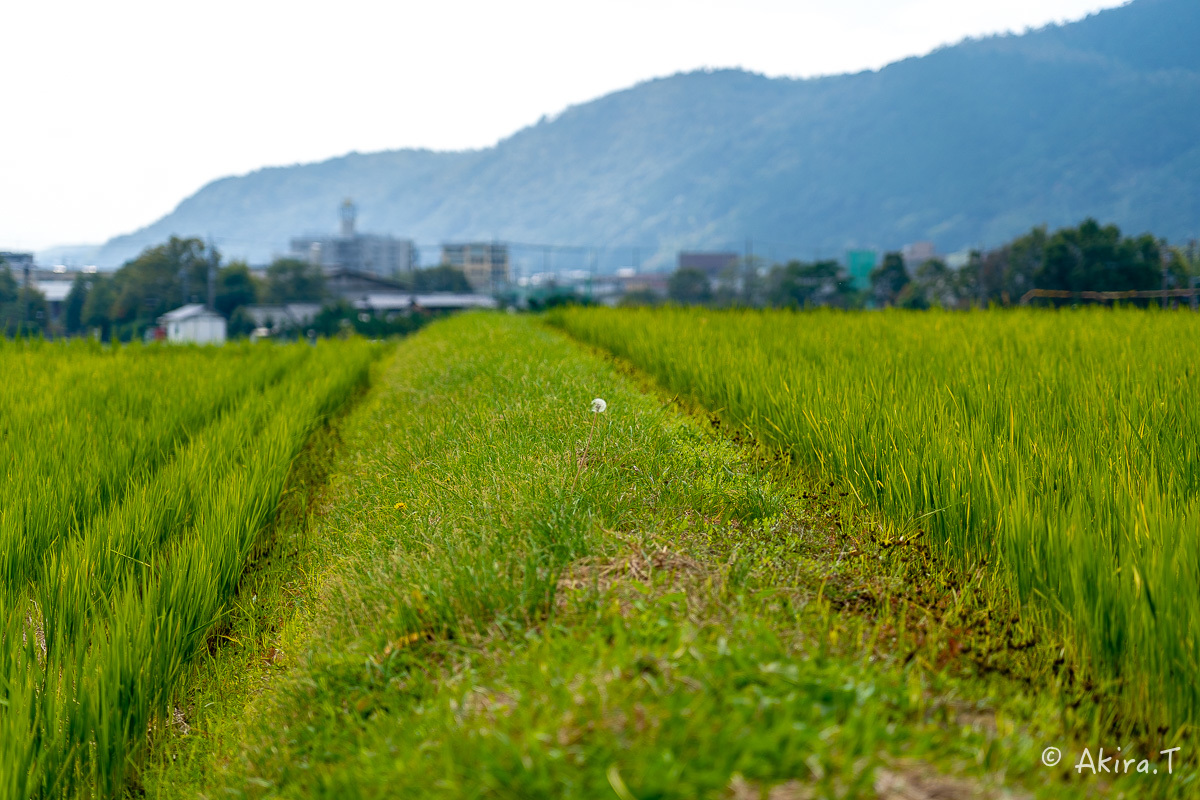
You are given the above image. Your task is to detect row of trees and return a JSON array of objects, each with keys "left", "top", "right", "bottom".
[
  {"left": 2, "top": 236, "right": 475, "bottom": 340},
  {"left": 664, "top": 258, "right": 858, "bottom": 309},
  {"left": 57, "top": 240, "right": 330, "bottom": 340},
  {"left": 653, "top": 219, "right": 1197, "bottom": 310},
  {"left": 0, "top": 267, "right": 49, "bottom": 337},
  {"left": 876, "top": 219, "right": 1190, "bottom": 309}
]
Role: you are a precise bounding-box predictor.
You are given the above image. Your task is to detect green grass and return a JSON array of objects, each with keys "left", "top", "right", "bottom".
[
  {"left": 0, "top": 339, "right": 380, "bottom": 799},
  {"left": 136, "top": 313, "right": 1184, "bottom": 798},
  {"left": 550, "top": 306, "right": 1200, "bottom": 743}
]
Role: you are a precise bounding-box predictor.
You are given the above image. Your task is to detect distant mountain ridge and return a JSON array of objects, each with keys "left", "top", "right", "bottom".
[{"left": 94, "top": 0, "right": 1200, "bottom": 270}]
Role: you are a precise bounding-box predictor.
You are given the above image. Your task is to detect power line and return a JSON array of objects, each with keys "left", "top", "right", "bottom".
[{"left": 197, "top": 232, "right": 861, "bottom": 270}]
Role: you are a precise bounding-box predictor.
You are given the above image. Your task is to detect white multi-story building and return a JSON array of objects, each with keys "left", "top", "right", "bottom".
[
  {"left": 440, "top": 242, "right": 509, "bottom": 292},
  {"left": 901, "top": 241, "right": 937, "bottom": 271},
  {"left": 290, "top": 199, "right": 417, "bottom": 279}
]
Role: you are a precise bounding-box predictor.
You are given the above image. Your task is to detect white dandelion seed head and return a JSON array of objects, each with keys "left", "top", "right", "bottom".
[{"left": 590, "top": 398, "right": 607, "bottom": 413}]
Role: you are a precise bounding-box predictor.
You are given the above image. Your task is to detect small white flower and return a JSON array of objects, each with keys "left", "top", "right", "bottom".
[{"left": 590, "top": 398, "right": 607, "bottom": 413}]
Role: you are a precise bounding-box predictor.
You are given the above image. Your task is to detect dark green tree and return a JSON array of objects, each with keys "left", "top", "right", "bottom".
[
  {"left": 312, "top": 300, "right": 434, "bottom": 338},
  {"left": 0, "top": 264, "right": 49, "bottom": 335},
  {"left": 263, "top": 258, "right": 325, "bottom": 303},
  {"left": 1035, "top": 218, "right": 1159, "bottom": 293},
  {"left": 668, "top": 267, "right": 712, "bottom": 305},
  {"left": 908, "top": 258, "right": 964, "bottom": 308},
  {"left": 227, "top": 306, "right": 258, "bottom": 338},
  {"left": 1166, "top": 245, "right": 1196, "bottom": 285},
  {"left": 953, "top": 250, "right": 985, "bottom": 306},
  {"left": 1, "top": 285, "right": 48, "bottom": 336},
  {"left": 81, "top": 273, "right": 117, "bottom": 339},
  {"left": 711, "top": 262, "right": 742, "bottom": 306},
  {"left": 617, "top": 288, "right": 661, "bottom": 307},
  {"left": 765, "top": 260, "right": 852, "bottom": 308},
  {"left": 895, "top": 282, "right": 929, "bottom": 310},
  {"left": 526, "top": 289, "right": 594, "bottom": 311},
  {"left": 1000, "top": 227, "right": 1047, "bottom": 302},
  {"left": 64, "top": 274, "right": 90, "bottom": 333},
  {"left": 412, "top": 265, "right": 471, "bottom": 293},
  {"left": 963, "top": 227, "right": 1047, "bottom": 305},
  {"left": 215, "top": 261, "right": 258, "bottom": 316},
  {"left": 0, "top": 264, "right": 17, "bottom": 307},
  {"left": 713, "top": 256, "right": 767, "bottom": 307},
  {"left": 111, "top": 237, "right": 216, "bottom": 330},
  {"left": 18, "top": 287, "right": 48, "bottom": 332},
  {"left": 869, "top": 253, "right": 909, "bottom": 307}
]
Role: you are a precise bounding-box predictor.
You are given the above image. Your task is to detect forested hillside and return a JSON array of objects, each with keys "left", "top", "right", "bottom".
[{"left": 96, "top": 0, "right": 1200, "bottom": 268}]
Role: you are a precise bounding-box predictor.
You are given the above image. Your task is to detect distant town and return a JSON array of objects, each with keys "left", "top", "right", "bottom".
[{"left": 2, "top": 199, "right": 1198, "bottom": 344}]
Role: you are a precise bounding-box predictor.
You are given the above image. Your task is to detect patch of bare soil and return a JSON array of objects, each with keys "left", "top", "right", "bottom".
[{"left": 555, "top": 545, "right": 712, "bottom": 615}]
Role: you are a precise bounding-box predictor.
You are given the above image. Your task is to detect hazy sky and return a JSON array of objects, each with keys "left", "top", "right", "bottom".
[{"left": 2, "top": 0, "right": 1124, "bottom": 253}]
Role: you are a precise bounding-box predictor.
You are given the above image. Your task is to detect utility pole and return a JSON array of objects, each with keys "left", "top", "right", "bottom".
[
  {"left": 589, "top": 247, "right": 597, "bottom": 300},
  {"left": 1161, "top": 239, "right": 1169, "bottom": 310},
  {"left": 739, "top": 237, "right": 748, "bottom": 303},
  {"left": 1191, "top": 239, "right": 1199, "bottom": 312},
  {"left": 207, "top": 237, "right": 217, "bottom": 311}
]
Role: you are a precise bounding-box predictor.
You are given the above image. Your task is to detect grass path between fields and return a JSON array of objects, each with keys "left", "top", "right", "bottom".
[{"left": 134, "top": 314, "right": 1181, "bottom": 799}]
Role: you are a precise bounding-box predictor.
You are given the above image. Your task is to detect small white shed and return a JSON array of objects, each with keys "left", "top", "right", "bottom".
[{"left": 158, "top": 304, "right": 226, "bottom": 344}]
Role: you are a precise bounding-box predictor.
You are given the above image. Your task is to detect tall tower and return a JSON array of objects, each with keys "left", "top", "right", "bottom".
[{"left": 340, "top": 198, "right": 357, "bottom": 238}]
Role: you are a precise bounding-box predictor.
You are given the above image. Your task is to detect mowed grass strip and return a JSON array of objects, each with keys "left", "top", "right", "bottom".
[
  {"left": 142, "top": 313, "right": 1133, "bottom": 799},
  {"left": 552, "top": 306, "right": 1200, "bottom": 741}
]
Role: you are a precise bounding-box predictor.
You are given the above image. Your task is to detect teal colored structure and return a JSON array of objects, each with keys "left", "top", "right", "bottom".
[{"left": 846, "top": 250, "right": 877, "bottom": 289}]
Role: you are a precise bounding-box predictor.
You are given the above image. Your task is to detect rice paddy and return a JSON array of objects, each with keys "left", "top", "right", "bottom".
[
  {"left": 0, "top": 338, "right": 378, "bottom": 798},
  {"left": 6, "top": 308, "right": 1197, "bottom": 798},
  {"left": 551, "top": 306, "right": 1200, "bottom": 737},
  {"left": 140, "top": 313, "right": 1104, "bottom": 799}
]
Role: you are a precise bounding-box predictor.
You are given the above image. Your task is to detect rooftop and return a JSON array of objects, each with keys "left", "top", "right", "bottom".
[{"left": 159, "top": 304, "right": 222, "bottom": 323}]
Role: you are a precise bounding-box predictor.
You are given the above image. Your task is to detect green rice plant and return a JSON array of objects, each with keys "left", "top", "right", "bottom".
[
  {"left": 552, "top": 306, "right": 1200, "bottom": 734},
  {"left": 0, "top": 341, "right": 310, "bottom": 595},
  {"left": 0, "top": 339, "right": 379, "bottom": 799},
  {"left": 37, "top": 358, "right": 318, "bottom": 652}
]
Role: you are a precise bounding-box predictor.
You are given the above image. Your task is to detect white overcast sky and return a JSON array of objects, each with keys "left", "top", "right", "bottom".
[{"left": 2, "top": 0, "right": 1124, "bottom": 252}]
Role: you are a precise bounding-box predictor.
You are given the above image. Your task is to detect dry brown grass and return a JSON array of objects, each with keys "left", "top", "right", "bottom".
[{"left": 555, "top": 544, "right": 713, "bottom": 617}]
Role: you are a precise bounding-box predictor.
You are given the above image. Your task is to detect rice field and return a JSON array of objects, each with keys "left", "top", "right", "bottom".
[
  {"left": 8, "top": 311, "right": 1197, "bottom": 797},
  {"left": 0, "top": 338, "right": 378, "bottom": 798},
  {"left": 552, "top": 306, "right": 1200, "bottom": 735}
]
